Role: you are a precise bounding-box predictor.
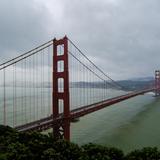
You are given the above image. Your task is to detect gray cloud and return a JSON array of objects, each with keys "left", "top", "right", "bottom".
[
  {"left": 0, "top": 0, "right": 50, "bottom": 61},
  {"left": 0, "top": 0, "right": 160, "bottom": 79}
]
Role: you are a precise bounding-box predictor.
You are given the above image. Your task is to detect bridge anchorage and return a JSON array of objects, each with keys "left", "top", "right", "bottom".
[{"left": 1, "top": 36, "right": 160, "bottom": 141}]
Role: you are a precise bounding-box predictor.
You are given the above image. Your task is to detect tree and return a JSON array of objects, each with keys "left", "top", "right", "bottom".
[
  {"left": 1, "top": 125, "right": 160, "bottom": 160},
  {"left": 126, "top": 147, "right": 160, "bottom": 160},
  {"left": 82, "top": 143, "right": 124, "bottom": 160}
]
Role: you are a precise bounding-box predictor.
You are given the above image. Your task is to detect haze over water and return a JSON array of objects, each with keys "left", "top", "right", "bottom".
[{"left": 71, "top": 92, "right": 160, "bottom": 153}]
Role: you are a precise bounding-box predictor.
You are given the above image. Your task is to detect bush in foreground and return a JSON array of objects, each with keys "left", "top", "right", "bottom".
[{"left": 0, "top": 125, "right": 160, "bottom": 160}]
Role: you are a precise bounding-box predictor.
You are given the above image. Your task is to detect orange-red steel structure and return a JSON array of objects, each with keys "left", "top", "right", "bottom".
[
  {"left": 155, "top": 70, "right": 160, "bottom": 96},
  {"left": 53, "top": 36, "right": 70, "bottom": 140},
  {"left": 1, "top": 36, "right": 160, "bottom": 142}
]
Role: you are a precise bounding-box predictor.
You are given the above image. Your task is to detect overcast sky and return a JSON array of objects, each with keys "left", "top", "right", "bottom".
[{"left": 0, "top": 0, "right": 160, "bottom": 80}]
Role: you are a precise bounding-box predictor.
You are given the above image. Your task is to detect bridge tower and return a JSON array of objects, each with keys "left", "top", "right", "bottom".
[
  {"left": 53, "top": 36, "right": 70, "bottom": 140},
  {"left": 155, "top": 70, "right": 160, "bottom": 96}
]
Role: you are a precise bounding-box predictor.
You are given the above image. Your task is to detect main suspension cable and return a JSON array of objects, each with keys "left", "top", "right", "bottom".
[
  {"left": 0, "top": 40, "right": 53, "bottom": 67},
  {"left": 68, "top": 38, "right": 126, "bottom": 90}
]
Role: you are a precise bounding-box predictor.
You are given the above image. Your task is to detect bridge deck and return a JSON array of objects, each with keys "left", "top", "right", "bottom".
[{"left": 15, "top": 88, "right": 155, "bottom": 132}]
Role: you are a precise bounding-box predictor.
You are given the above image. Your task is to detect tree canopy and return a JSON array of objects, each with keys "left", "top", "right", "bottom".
[{"left": 0, "top": 125, "right": 159, "bottom": 160}]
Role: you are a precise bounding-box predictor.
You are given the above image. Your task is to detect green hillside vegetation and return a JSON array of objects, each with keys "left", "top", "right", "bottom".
[{"left": 0, "top": 125, "right": 160, "bottom": 160}]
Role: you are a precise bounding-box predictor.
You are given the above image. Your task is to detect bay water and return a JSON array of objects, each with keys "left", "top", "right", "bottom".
[{"left": 0, "top": 87, "right": 160, "bottom": 152}]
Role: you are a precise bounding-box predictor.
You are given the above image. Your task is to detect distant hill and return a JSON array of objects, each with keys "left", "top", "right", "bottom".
[
  {"left": 1, "top": 77, "right": 155, "bottom": 92},
  {"left": 71, "top": 77, "right": 155, "bottom": 91},
  {"left": 117, "top": 77, "right": 154, "bottom": 91},
  {"left": 127, "top": 76, "right": 154, "bottom": 82}
]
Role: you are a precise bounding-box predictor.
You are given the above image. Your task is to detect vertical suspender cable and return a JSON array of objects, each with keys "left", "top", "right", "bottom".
[
  {"left": 33, "top": 55, "right": 35, "bottom": 121},
  {"left": 13, "top": 65, "right": 15, "bottom": 127},
  {"left": 42, "top": 50, "right": 44, "bottom": 115},
  {"left": 14, "top": 63, "right": 17, "bottom": 126},
  {"left": 34, "top": 54, "right": 36, "bottom": 120},
  {"left": 48, "top": 47, "right": 50, "bottom": 115},
  {"left": 36, "top": 53, "right": 38, "bottom": 119},
  {"left": 90, "top": 65, "right": 92, "bottom": 103},
  {"left": 24, "top": 59, "right": 27, "bottom": 123},
  {"left": 29, "top": 58, "right": 32, "bottom": 121},
  {"left": 21, "top": 61, "right": 23, "bottom": 124},
  {"left": 15, "top": 63, "right": 17, "bottom": 126},
  {"left": 3, "top": 68, "right": 6, "bottom": 125},
  {"left": 41, "top": 51, "right": 43, "bottom": 118}
]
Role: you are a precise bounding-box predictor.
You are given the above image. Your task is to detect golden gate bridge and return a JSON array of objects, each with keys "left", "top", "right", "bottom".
[{"left": 0, "top": 36, "right": 160, "bottom": 141}]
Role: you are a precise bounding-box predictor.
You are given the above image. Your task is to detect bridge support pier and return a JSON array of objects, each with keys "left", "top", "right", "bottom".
[
  {"left": 53, "top": 36, "right": 70, "bottom": 140},
  {"left": 155, "top": 70, "right": 160, "bottom": 96}
]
